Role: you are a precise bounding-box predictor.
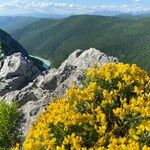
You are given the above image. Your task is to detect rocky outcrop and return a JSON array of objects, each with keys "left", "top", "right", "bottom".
[
  {"left": 0, "top": 48, "right": 119, "bottom": 136},
  {"left": 0, "top": 52, "right": 39, "bottom": 96},
  {"left": 55, "top": 48, "right": 118, "bottom": 95}
]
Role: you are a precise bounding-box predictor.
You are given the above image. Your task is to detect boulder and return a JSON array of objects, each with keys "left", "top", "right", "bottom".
[{"left": 0, "top": 52, "right": 39, "bottom": 96}]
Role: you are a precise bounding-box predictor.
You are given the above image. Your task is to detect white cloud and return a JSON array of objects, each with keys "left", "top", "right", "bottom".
[
  {"left": 0, "top": 0, "right": 149, "bottom": 16},
  {"left": 0, "top": 1, "right": 90, "bottom": 15},
  {"left": 131, "top": 0, "right": 141, "bottom": 6},
  {"left": 132, "top": 0, "right": 141, "bottom": 2}
]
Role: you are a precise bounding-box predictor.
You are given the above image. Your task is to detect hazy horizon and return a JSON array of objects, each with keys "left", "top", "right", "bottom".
[{"left": 0, "top": 0, "right": 150, "bottom": 17}]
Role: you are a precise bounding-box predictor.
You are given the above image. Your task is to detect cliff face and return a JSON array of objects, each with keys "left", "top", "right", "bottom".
[{"left": 0, "top": 29, "right": 28, "bottom": 57}]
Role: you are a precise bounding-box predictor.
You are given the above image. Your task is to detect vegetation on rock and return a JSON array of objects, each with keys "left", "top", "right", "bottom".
[
  {"left": 0, "top": 102, "right": 22, "bottom": 149},
  {"left": 15, "top": 63, "right": 150, "bottom": 150}
]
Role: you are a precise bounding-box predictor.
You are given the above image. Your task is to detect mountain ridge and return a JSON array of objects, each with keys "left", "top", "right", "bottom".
[{"left": 11, "top": 15, "right": 150, "bottom": 71}]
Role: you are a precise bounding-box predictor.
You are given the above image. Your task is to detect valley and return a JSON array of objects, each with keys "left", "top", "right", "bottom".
[{"left": 7, "top": 15, "right": 150, "bottom": 71}]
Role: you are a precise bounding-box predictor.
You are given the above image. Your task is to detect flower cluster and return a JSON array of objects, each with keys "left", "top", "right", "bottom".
[{"left": 22, "top": 63, "right": 150, "bottom": 150}]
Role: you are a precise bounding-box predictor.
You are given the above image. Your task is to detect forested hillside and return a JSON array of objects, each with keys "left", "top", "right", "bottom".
[
  {"left": 11, "top": 15, "right": 150, "bottom": 71},
  {"left": 0, "top": 29, "right": 28, "bottom": 57}
]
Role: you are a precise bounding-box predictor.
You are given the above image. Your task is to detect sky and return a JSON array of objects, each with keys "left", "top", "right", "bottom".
[{"left": 0, "top": 0, "right": 150, "bottom": 16}]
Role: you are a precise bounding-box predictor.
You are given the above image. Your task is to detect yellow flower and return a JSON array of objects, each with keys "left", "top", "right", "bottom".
[
  {"left": 22, "top": 63, "right": 150, "bottom": 149},
  {"left": 11, "top": 144, "right": 19, "bottom": 150}
]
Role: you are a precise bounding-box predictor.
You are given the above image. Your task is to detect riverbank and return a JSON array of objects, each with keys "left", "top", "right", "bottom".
[{"left": 30, "top": 55, "right": 51, "bottom": 69}]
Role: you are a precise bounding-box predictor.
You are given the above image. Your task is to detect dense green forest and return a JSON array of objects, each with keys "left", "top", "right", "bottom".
[
  {"left": 0, "top": 29, "right": 28, "bottom": 57},
  {"left": 11, "top": 15, "right": 150, "bottom": 71}
]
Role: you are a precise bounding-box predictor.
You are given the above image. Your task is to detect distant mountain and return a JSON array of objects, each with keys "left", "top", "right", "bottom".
[
  {"left": 14, "top": 11, "right": 150, "bottom": 18},
  {"left": 0, "top": 16, "right": 39, "bottom": 31},
  {"left": 137, "top": 12, "right": 150, "bottom": 17},
  {"left": 11, "top": 15, "right": 150, "bottom": 71},
  {"left": 92, "top": 10, "right": 123, "bottom": 16},
  {"left": 20, "top": 13, "right": 69, "bottom": 19}
]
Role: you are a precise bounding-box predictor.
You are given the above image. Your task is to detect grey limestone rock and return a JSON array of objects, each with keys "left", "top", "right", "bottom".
[{"left": 0, "top": 52, "right": 39, "bottom": 96}]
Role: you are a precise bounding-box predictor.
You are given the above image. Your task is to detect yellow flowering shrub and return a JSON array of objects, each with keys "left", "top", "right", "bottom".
[{"left": 22, "top": 63, "right": 150, "bottom": 150}]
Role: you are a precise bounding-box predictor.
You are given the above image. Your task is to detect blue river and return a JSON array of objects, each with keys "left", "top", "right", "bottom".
[{"left": 30, "top": 55, "right": 51, "bottom": 69}]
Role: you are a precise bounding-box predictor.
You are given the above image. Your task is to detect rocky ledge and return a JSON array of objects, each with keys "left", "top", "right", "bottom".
[
  {"left": 0, "top": 48, "right": 118, "bottom": 136},
  {"left": 0, "top": 53, "right": 39, "bottom": 96}
]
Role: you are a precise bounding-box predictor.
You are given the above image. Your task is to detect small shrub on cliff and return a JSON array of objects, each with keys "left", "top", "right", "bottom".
[
  {"left": 22, "top": 63, "right": 149, "bottom": 150},
  {"left": 0, "top": 102, "right": 21, "bottom": 149}
]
